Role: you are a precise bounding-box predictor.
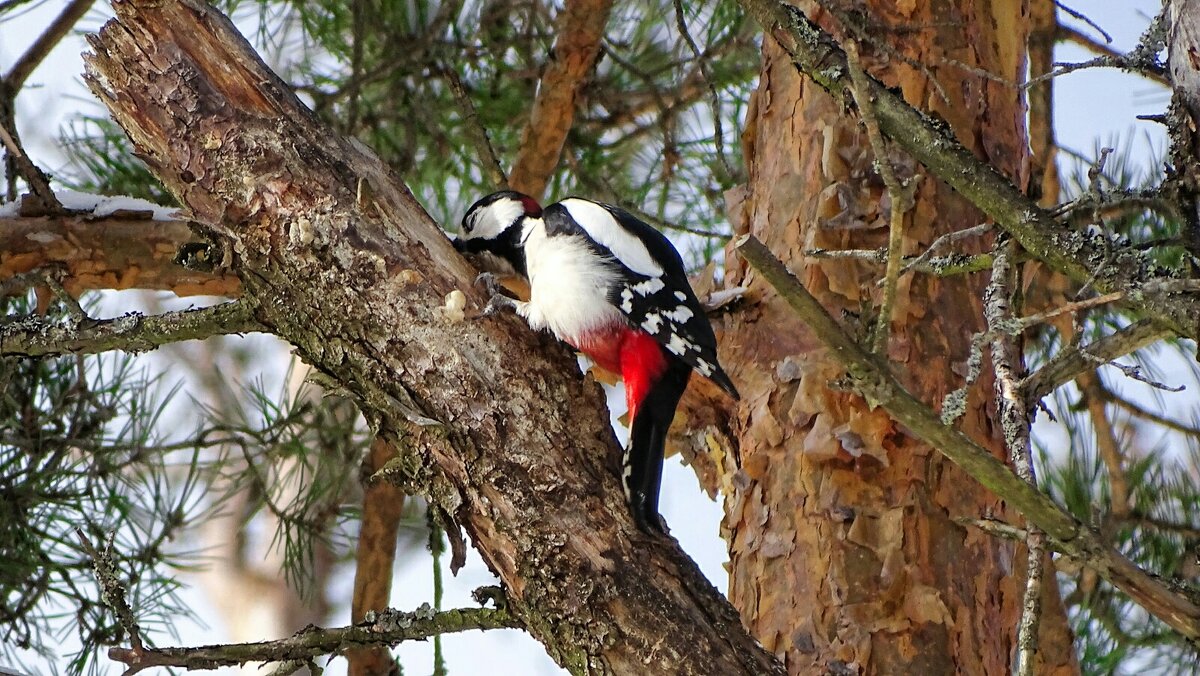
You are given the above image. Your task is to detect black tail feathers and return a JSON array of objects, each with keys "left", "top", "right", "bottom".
[{"left": 624, "top": 360, "right": 691, "bottom": 535}]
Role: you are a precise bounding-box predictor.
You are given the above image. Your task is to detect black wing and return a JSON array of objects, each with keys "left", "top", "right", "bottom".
[{"left": 545, "top": 199, "right": 740, "bottom": 399}]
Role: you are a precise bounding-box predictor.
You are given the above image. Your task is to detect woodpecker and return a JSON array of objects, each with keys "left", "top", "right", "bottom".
[{"left": 454, "top": 190, "right": 739, "bottom": 534}]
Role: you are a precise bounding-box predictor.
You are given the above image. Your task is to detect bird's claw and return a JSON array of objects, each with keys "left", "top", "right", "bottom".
[
  {"left": 482, "top": 294, "right": 517, "bottom": 317},
  {"left": 474, "top": 272, "right": 502, "bottom": 297},
  {"left": 474, "top": 272, "right": 517, "bottom": 318}
]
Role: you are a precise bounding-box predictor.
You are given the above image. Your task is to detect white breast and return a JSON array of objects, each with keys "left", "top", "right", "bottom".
[{"left": 519, "top": 219, "right": 625, "bottom": 343}]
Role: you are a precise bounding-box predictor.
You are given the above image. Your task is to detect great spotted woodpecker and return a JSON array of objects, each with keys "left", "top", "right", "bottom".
[{"left": 454, "top": 190, "right": 739, "bottom": 533}]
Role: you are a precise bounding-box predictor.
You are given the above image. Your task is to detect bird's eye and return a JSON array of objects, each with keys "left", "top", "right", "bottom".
[{"left": 463, "top": 213, "right": 476, "bottom": 234}]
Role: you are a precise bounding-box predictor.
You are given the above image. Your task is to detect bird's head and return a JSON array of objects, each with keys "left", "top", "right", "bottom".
[{"left": 454, "top": 190, "right": 542, "bottom": 274}]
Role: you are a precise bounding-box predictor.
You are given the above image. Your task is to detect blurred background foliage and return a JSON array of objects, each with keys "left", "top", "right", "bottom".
[
  {"left": 63, "top": 0, "right": 761, "bottom": 263},
  {"left": 2, "top": 0, "right": 1200, "bottom": 674}
]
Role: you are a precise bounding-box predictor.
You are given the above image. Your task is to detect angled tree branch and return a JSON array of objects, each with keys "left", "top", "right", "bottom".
[
  {"left": 108, "top": 605, "right": 517, "bottom": 675},
  {"left": 5, "top": 0, "right": 96, "bottom": 90},
  {"left": 1020, "top": 319, "right": 1168, "bottom": 404},
  {"left": 507, "top": 0, "right": 613, "bottom": 198},
  {"left": 84, "top": 2, "right": 781, "bottom": 673},
  {"left": 736, "top": 233, "right": 1200, "bottom": 641},
  {"left": 736, "top": 0, "right": 1200, "bottom": 341},
  {"left": 0, "top": 212, "right": 239, "bottom": 297},
  {"left": 0, "top": 300, "right": 260, "bottom": 357}
]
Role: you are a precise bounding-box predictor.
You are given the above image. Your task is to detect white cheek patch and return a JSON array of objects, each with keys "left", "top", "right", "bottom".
[{"left": 469, "top": 198, "right": 525, "bottom": 240}]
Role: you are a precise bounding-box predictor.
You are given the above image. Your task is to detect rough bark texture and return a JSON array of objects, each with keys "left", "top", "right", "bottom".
[
  {"left": 84, "top": 2, "right": 780, "bottom": 674},
  {"left": 1169, "top": 0, "right": 1200, "bottom": 256},
  {"left": 722, "top": 2, "right": 1062, "bottom": 673},
  {"left": 0, "top": 213, "right": 238, "bottom": 296},
  {"left": 1019, "top": 4, "right": 1082, "bottom": 672}
]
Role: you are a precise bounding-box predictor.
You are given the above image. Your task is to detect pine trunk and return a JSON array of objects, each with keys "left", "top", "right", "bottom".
[{"left": 723, "top": 3, "right": 1074, "bottom": 672}]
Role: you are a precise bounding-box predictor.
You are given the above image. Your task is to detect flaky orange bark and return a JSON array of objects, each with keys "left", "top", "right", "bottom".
[
  {"left": 347, "top": 438, "right": 405, "bottom": 676},
  {"left": 0, "top": 213, "right": 238, "bottom": 296},
  {"left": 507, "top": 0, "right": 612, "bottom": 198},
  {"left": 721, "top": 2, "right": 1072, "bottom": 673}
]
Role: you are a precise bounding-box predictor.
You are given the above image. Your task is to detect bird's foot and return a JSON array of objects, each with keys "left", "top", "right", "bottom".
[
  {"left": 474, "top": 272, "right": 517, "bottom": 317},
  {"left": 629, "top": 495, "right": 669, "bottom": 537}
]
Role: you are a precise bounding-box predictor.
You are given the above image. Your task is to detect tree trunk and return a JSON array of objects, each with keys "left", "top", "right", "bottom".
[
  {"left": 84, "top": 1, "right": 780, "bottom": 674},
  {"left": 724, "top": 3, "right": 1072, "bottom": 672}
]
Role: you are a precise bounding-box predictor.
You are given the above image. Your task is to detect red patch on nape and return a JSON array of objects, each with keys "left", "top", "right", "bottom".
[
  {"left": 520, "top": 195, "right": 543, "bottom": 217},
  {"left": 571, "top": 326, "right": 666, "bottom": 425}
]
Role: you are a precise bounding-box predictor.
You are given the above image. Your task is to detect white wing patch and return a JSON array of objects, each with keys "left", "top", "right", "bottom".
[
  {"left": 641, "top": 314, "right": 663, "bottom": 334},
  {"left": 665, "top": 333, "right": 699, "bottom": 357},
  {"left": 631, "top": 277, "right": 665, "bottom": 296},
  {"left": 663, "top": 305, "right": 694, "bottom": 323},
  {"left": 560, "top": 199, "right": 664, "bottom": 277}
]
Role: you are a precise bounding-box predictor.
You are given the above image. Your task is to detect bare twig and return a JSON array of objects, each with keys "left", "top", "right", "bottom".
[
  {"left": 1021, "top": 319, "right": 1168, "bottom": 404},
  {"left": 1122, "top": 513, "right": 1200, "bottom": 540},
  {"left": 443, "top": 66, "right": 507, "bottom": 191},
  {"left": 736, "top": 233, "right": 1200, "bottom": 640},
  {"left": 1054, "top": 2, "right": 1113, "bottom": 43},
  {"left": 672, "top": 0, "right": 735, "bottom": 182},
  {"left": 75, "top": 529, "right": 145, "bottom": 653},
  {"left": 107, "top": 605, "right": 518, "bottom": 675},
  {"left": 844, "top": 41, "right": 914, "bottom": 355},
  {"left": 900, "top": 223, "right": 991, "bottom": 275},
  {"left": 1015, "top": 291, "right": 1125, "bottom": 330},
  {"left": 0, "top": 120, "right": 60, "bottom": 211},
  {"left": 984, "top": 236, "right": 1044, "bottom": 676},
  {"left": 0, "top": 0, "right": 39, "bottom": 14},
  {"left": 957, "top": 517, "right": 1033, "bottom": 544},
  {"left": 806, "top": 247, "right": 886, "bottom": 263},
  {"left": 808, "top": 247, "right": 1002, "bottom": 277},
  {"left": 41, "top": 272, "right": 89, "bottom": 324},
  {"left": 1027, "top": 4, "right": 1168, "bottom": 89},
  {"left": 1104, "top": 386, "right": 1200, "bottom": 439},
  {"left": 0, "top": 301, "right": 263, "bottom": 357},
  {"left": 5, "top": 0, "right": 96, "bottom": 90},
  {"left": 1098, "top": 358, "right": 1186, "bottom": 392}
]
